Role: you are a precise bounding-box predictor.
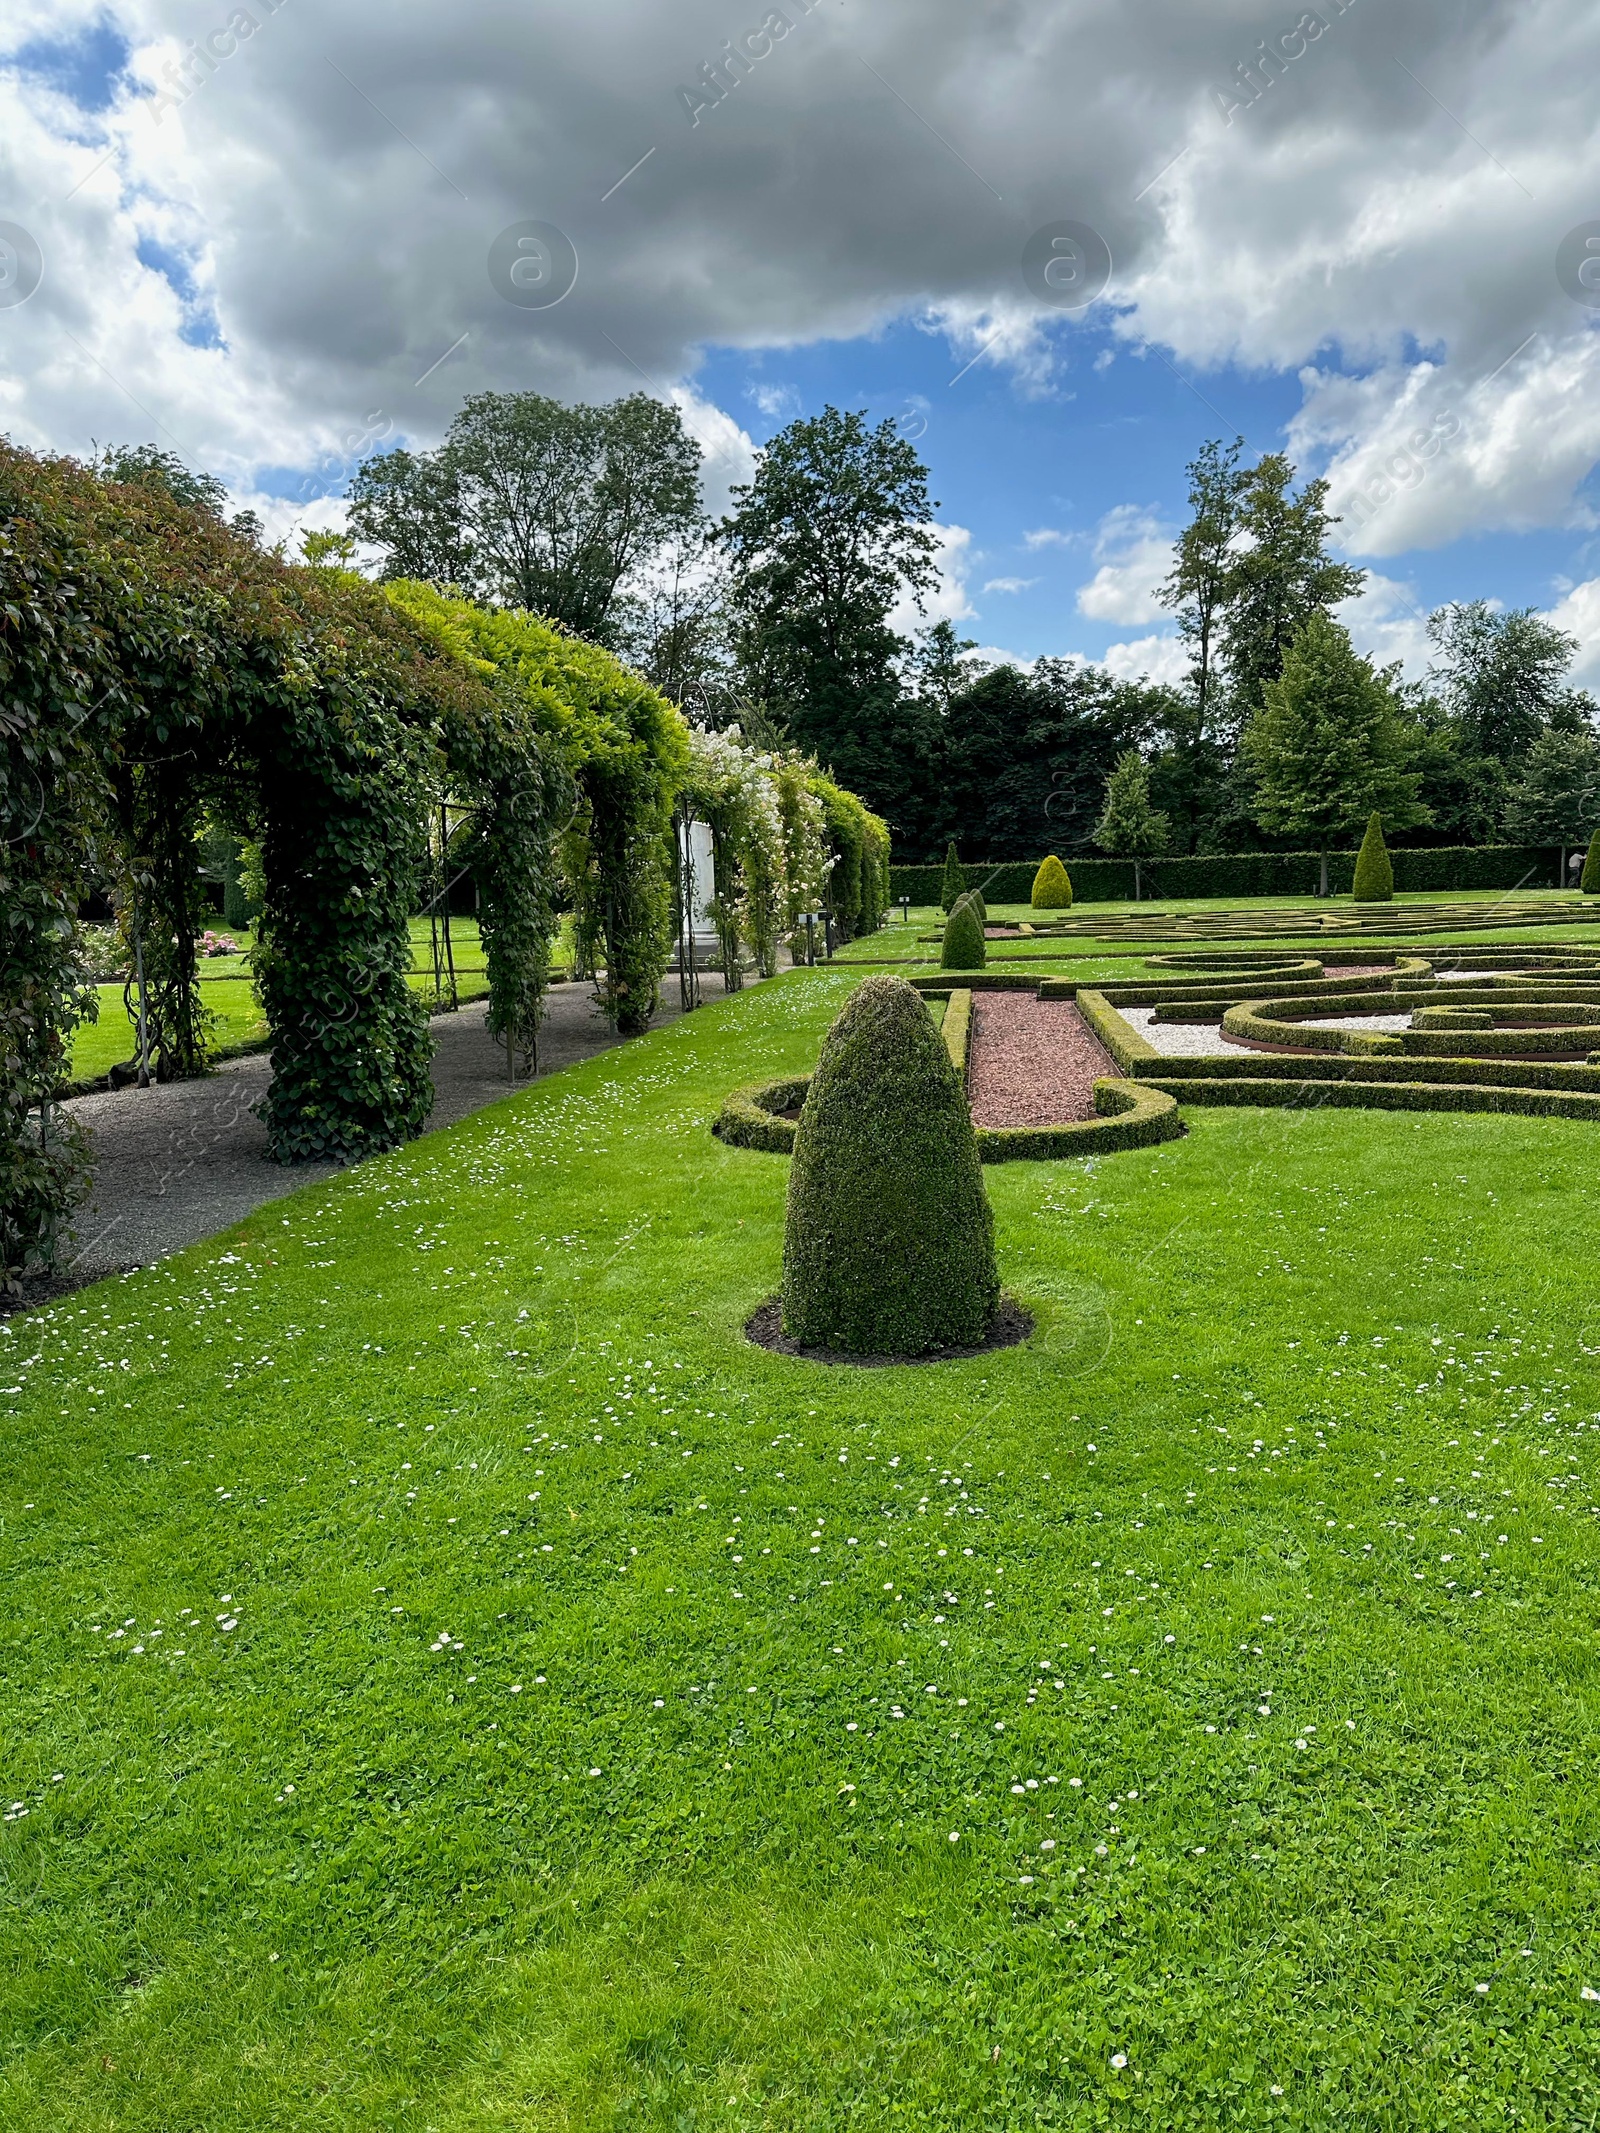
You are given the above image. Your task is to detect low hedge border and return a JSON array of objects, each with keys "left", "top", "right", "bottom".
[
  {"left": 713, "top": 1072, "right": 1180, "bottom": 1161},
  {"left": 909, "top": 971, "right": 1048, "bottom": 994},
  {"left": 1137, "top": 1074, "right": 1600, "bottom": 1124},
  {"left": 1222, "top": 1000, "right": 1401, "bottom": 1055},
  {"left": 944, "top": 990, "right": 973, "bottom": 1082},
  {"left": 1126, "top": 1051, "right": 1600, "bottom": 1094},
  {"left": 713, "top": 1077, "right": 811, "bottom": 1154},
  {"left": 1223, "top": 991, "right": 1600, "bottom": 1058},
  {"left": 1097, "top": 956, "right": 1433, "bottom": 1011},
  {"left": 1075, "top": 990, "right": 1163, "bottom": 1069},
  {"left": 977, "top": 1079, "right": 1181, "bottom": 1161}
]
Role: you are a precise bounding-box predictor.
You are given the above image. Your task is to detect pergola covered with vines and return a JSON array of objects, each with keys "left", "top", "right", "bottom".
[{"left": 0, "top": 443, "right": 891, "bottom": 1288}]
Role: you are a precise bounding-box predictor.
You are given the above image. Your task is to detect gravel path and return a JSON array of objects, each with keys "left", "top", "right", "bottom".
[
  {"left": 1119, "top": 1008, "right": 1235, "bottom": 1059},
  {"left": 60, "top": 977, "right": 744, "bottom": 1277},
  {"left": 966, "top": 994, "right": 1117, "bottom": 1126}
]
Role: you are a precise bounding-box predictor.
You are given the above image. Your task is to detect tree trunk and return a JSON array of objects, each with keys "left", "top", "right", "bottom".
[
  {"left": 1319, "top": 850, "right": 1329, "bottom": 898},
  {"left": 1132, "top": 857, "right": 1142, "bottom": 902}
]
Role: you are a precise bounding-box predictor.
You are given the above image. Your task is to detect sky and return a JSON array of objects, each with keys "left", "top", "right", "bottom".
[{"left": 4, "top": 0, "right": 1600, "bottom": 691}]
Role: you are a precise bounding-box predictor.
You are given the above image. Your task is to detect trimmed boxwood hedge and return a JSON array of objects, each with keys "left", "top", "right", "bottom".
[
  {"left": 943, "top": 989, "right": 973, "bottom": 1081},
  {"left": 1061, "top": 990, "right": 1162, "bottom": 1070},
  {"left": 1126, "top": 1051, "right": 1600, "bottom": 1094},
  {"left": 941, "top": 899, "right": 986, "bottom": 970},
  {"left": 779, "top": 974, "right": 998, "bottom": 1354},
  {"left": 1137, "top": 1074, "right": 1600, "bottom": 1124},
  {"left": 715, "top": 1072, "right": 1180, "bottom": 1161}
]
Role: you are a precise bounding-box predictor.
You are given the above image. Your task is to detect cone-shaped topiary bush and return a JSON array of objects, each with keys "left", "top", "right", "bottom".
[
  {"left": 940, "top": 841, "right": 967, "bottom": 912},
  {"left": 1352, "top": 812, "right": 1394, "bottom": 901},
  {"left": 781, "top": 974, "right": 1000, "bottom": 1354},
  {"left": 1032, "top": 854, "right": 1073, "bottom": 909},
  {"left": 941, "top": 896, "right": 986, "bottom": 968},
  {"left": 1583, "top": 828, "right": 1600, "bottom": 895}
]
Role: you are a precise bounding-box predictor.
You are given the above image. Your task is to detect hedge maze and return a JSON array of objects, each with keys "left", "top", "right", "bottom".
[{"left": 1092, "top": 945, "right": 1600, "bottom": 1122}]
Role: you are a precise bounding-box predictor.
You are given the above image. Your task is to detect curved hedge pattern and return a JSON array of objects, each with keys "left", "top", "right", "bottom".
[
  {"left": 1113, "top": 945, "right": 1600, "bottom": 1126},
  {"left": 715, "top": 1071, "right": 1179, "bottom": 1161}
]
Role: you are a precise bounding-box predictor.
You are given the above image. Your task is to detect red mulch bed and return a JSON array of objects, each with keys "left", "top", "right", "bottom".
[{"left": 966, "top": 994, "right": 1116, "bottom": 1128}]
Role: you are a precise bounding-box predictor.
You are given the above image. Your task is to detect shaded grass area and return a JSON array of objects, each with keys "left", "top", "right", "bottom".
[
  {"left": 69, "top": 920, "right": 498, "bottom": 1079},
  {"left": 5, "top": 965, "right": 1600, "bottom": 2128}
]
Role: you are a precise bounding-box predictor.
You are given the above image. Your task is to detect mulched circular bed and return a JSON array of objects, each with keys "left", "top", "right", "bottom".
[{"left": 745, "top": 1296, "right": 1033, "bottom": 1367}]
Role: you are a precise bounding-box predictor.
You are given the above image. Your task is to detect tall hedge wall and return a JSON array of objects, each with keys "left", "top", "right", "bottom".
[{"left": 889, "top": 845, "right": 1567, "bottom": 906}]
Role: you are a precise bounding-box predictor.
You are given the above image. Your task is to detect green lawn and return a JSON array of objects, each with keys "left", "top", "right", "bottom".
[
  {"left": 8, "top": 965, "right": 1600, "bottom": 2127},
  {"left": 70, "top": 919, "right": 500, "bottom": 1080}
]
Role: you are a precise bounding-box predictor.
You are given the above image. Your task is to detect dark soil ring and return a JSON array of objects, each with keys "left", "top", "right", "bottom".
[{"left": 745, "top": 1296, "right": 1033, "bottom": 1368}]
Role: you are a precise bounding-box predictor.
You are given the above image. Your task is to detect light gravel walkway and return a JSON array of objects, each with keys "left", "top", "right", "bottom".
[
  {"left": 1119, "top": 1008, "right": 1236, "bottom": 1059},
  {"left": 62, "top": 977, "right": 743, "bottom": 1276}
]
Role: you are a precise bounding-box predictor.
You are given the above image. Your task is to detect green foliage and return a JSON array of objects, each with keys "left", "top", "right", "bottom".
[
  {"left": 0, "top": 441, "right": 517, "bottom": 1218},
  {"left": 940, "top": 842, "right": 966, "bottom": 912},
  {"left": 810, "top": 773, "right": 890, "bottom": 941},
  {"left": 383, "top": 585, "right": 577, "bottom": 1059},
  {"left": 1501, "top": 724, "right": 1600, "bottom": 850},
  {"left": 1218, "top": 452, "right": 1366, "bottom": 715},
  {"left": 912, "top": 661, "right": 1168, "bottom": 866},
  {"left": 1583, "top": 828, "right": 1600, "bottom": 894},
  {"left": 1095, "top": 751, "right": 1171, "bottom": 860},
  {"left": 422, "top": 597, "right": 688, "bottom": 1036},
  {"left": 781, "top": 974, "right": 999, "bottom": 1352},
  {"left": 1031, "top": 854, "right": 1073, "bottom": 908},
  {"left": 1427, "top": 599, "right": 1579, "bottom": 767},
  {"left": 1158, "top": 435, "right": 1247, "bottom": 732},
  {"left": 940, "top": 898, "right": 986, "bottom": 970},
  {"left": 1245, "top": 613, "right": 1428, "bottom": 868},
  {"left": 350, "top": 392, "right": 703, "bottom": 644},
  {"left": 1351, "top": 812, "right": 1394, "bottom": 902},
  {"left": 717, "top": 407, "right": 939, "bottom": 801}
]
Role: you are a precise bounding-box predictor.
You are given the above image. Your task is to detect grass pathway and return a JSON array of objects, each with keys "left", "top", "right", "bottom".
[{"left": 2, "top": 966, "right": 1599, "bottom": 2128}]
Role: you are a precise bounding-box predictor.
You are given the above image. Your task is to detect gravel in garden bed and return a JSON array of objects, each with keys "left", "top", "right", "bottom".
[
  {"left": 1118, "top": 1009, "right": 1236, "bottom": 1058},
  {"left": 966, "top": 993, "right": 1118, "bottom": 1125}
]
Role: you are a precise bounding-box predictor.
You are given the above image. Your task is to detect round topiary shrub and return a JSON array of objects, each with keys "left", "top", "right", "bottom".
[
  {"left": 781, "top": 975, "right": 1000, "bottom": 1354},
  {"left": 1582, "top": 828, "right": 1600, "bottom": 895},
  {"left": 941, "top": 896, "right": 986, "bottom": 969},
  {"left": 1032, "top": 854, "right": 1073, "bottom": 909},
  {"left": 1352, "top": 812, "right": 1394, "bottom": 902}
]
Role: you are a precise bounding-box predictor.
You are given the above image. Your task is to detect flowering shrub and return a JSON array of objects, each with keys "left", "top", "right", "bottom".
[{"left": 199, "top": 931, "right": 239, "bottom": 958}]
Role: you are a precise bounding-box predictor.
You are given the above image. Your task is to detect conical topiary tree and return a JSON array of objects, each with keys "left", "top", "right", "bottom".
[
  {"left": 940, "top": 841, "right": 967, "bottom": 912},
  {"left": 941, "top": 896, "right": 985, "bottom": 969},
  {"left": 1032, "top": 854, "right": 1073, "bottom": 909},
  {"left": 1582, "top": 828, "right": 1600, "bottom": 895},
  {"left": 1352, "top": 811, "right": 1394, "bottom": 902},
  {"left": 781, "top": 974, "right": 1000, "bottom": 1354}
]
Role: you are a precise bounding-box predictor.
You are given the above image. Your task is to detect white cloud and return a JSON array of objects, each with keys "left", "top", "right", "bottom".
[
  {"left": 981, "top": 575, "right": 1038, "bottom": 595},
  {"left": 670, "top": 387, "right": 758, "bottom": 519},
  {"left": 1097, "top": 630, "right": 1188, "bottom": 687},
  {"left": 745, "top": 381, "right": 799, "bottom": 421},
  {"left": 1075, "top": 506, "right": 1174, "bottom": 625},
  {"left": 1337, "top": 572, "right": 1434, "bottom": 683},
  {"left": 1023, "top": 528, "right": 1074, "bottom": 550},
  {"left": 5, "top": 0, "right": 1600, "bottom": 567},
  {"left": 1541, "top": 576, "right": 1600, "bottom": 693}
]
